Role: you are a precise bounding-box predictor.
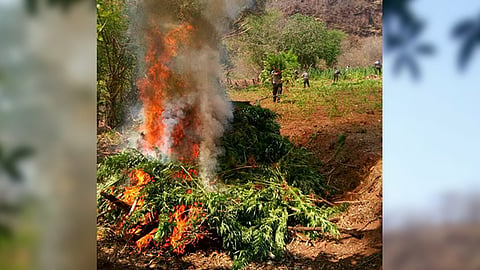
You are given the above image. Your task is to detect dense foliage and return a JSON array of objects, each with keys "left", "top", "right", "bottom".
[
  {"left": 97, "top": 0, "right": 136, "bottom": 128},
  {"left": 220, "top": 103, "right": 292, "bottom": 167},
  {"left": 228, "top": 10, "right": 283, "bottom": 70},
  {"left": 219, "top": 104, "right": 327, "bottom": 195},
  {"left": 308, "top": 66, "right": 379, "bottom": 81},
  {"left": 279, "top": 14, "right": 344, "bottom": 68},
  {"left": 97, "top": 105, "right": 338, "bottom": 269},
  {"left": 227, "top": 11, "right": 345, "bottom": 71}
]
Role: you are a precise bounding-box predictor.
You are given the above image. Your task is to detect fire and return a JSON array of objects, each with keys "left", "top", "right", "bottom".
[
  {"left": 136, "top": 228, "right": 158, "bottom": 251},
  {"left": 131, "top": 168, "right": 153, "bottom": 186},
  {"left": 170, "top": 110, "right": 201, "bottom": 162},
  {"left": 169, "top": 204, "right": 188, "bottom": 251},
  {"left": 123, "top": 169, "right": 152, "bottom": 206},
  {"left": 138, "top": 23, "right": 201, "bottom": 163},
  {"left": 172, "top": 168, "right": 198, "bottom": 180},
  {"left": 123, "top": 188, "right": 140, "bottom": 206},
  {"left": 115, "top": 168, "right": 205, "bottom": 254},
  {"left": 166, "top": 204, "right": 205, "bottom": 254}
]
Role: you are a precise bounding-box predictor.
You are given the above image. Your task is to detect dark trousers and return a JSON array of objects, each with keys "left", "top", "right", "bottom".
[
  {"left": 333, "top": 74, "right": 339, "bottom": 82},
  {"left": 303, "top": 79, "right": 310, "bottom": 88},
  {"left": 272, "top": 83, "right": 282, "bottom": 103}
]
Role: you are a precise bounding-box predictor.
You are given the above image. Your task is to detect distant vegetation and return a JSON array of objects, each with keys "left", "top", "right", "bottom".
[{"left": 225, "top": 10, "right": 345, "bottom": 76}]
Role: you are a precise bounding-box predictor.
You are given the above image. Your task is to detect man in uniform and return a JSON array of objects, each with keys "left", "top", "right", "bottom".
[
  {"left": 271, "top": 67, "right": 283, "bottom": 103},
  {"left": 374, "top": 60, "right": 382, "bottom": 74},
  {"left": 301, "top": 70, "right": 310, "bottom": 88},
  {"left": 333, "top": 68, "right": 341, "bottom": 82}
]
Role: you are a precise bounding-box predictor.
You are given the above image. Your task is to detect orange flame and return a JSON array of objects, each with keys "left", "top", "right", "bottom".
[
  {"left": 167, "top": 204, "right": 204, "bottom": 254},
  {"left": 112, "top": 167, "right": 205, "bottom": 254},
  {"left": 123, "top": 169, "right": 152, "bottom": 206},
  {"left": 136, "top": 228, "right": 158, "bottom": 251},
  {"left": 138, "top": 23, "right": 201, "bottom": 163},
  {"left": 172, "top": 168, "right": 198, "bottom": 180},
  {"left": 123, "top": 188, "right": 140, "bottom": 206},
  {"left": 132, "top": 169, "right": 153, "bottom": 186}
]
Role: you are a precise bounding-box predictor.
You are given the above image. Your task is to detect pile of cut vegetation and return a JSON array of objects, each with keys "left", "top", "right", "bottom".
[{"left": 97, "top": 104, "right": 341, "bottom": 269}]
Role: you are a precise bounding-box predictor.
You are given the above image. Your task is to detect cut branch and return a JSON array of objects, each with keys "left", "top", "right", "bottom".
[
  {"left": 333, "top": 200, "right": 369, "bottom": 205},
  {"left": 130, "top": 222, "right": 159, "bottom": 242},
  {"left": 335, "top": 161, "right": 358, "bottom": 168},
  {"left": 358, "top": 216, "right": 381, "bottom": 231},
  {"left": 314, "top": 197, "right": 335, "bottom": 206},
  {"left": 128, "top": 198, "right": 138, "bottom": 216},
  {"left": 224, "top": 27, "right": 251, "bottom": 39},
  {"left": 288, "top": 226, "right": 326, "bottom": 232},
  {"left": 100, "top": 191, "right": 131, "bottom": 211},
  {"left": 288, "top": 226, "right": 367, "bottom": 239},
  {"left": 218, "top": 165, "right": 256, "bottom": 176}
]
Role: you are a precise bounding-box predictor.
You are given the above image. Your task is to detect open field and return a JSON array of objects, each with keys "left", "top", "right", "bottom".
[{"left": 228, "top": 73, "right": 382, "bottom": 191}]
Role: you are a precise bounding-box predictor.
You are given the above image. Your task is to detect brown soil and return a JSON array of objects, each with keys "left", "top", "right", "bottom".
[{"left": 97, "top": 84, "right": 383, "bottom": 269}]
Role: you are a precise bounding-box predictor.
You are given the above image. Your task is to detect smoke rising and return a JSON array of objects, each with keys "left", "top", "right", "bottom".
[{"left": 131, "top": 0, "right": 257, "bottom": 189}]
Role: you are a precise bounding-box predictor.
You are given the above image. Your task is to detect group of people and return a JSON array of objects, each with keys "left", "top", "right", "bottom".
[
  {"left": 271, "top": 68, "right": 310, "bottom": 103},
  {"left": 334, "top": 60, "right": 382, "bottom": 82},
  {"left": 270, "top": 60, "right": 381, "bottom": 102}
]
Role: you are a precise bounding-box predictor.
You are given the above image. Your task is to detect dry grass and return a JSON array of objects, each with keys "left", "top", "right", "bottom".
[
  {"left": 227, "top": 76, "right": 382, "bottom": 119},
  {"left": 337, "top": 36, "right": 382, "bottom": 68}
]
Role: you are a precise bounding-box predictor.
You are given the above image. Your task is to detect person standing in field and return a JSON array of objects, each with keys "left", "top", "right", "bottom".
[
  {"left": 301, "top": 70, "right": 310, "bottom": 88},
  {"left": 333, "top": 68, "right": 340, "bottom": 83},
  {"left": 374, "top": 60, "right": 382, "bottom": 74},
  {"left": 271, "top": 67, "right": 283, "bottom": 103}
]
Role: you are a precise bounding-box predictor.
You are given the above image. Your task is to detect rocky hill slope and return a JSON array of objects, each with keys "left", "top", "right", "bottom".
[{"left": 267, "top": 0, "right": 382, "bottom": 37}]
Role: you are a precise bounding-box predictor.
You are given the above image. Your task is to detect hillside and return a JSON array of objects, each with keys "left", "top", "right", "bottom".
[{"left": 267, "top": 0, "right": 382, "bottom": 37}]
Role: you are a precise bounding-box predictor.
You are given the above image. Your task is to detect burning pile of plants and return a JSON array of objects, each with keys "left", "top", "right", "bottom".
[
  {"left": 97, "top": 104, "right": 341, "bottom": 269},
  {"left": 97, "top": 1, "right": 342, "bottom": 267}
]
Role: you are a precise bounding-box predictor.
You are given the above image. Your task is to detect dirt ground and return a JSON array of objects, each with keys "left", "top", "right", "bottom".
[{"left": 97, "top": 89, "right": 383, "bottom": 269}]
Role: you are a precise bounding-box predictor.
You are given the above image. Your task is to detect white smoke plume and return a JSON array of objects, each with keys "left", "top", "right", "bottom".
[{"left": 131, "top": 0, "right": 260, "bottom": 189}]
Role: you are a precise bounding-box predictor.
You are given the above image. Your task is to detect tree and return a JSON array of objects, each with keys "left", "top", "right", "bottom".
[
  {"left": 279, "top": 14, "right": 344, "bottom": 68},
  {"left": 227, "top": 11, "right": 345, "bottom": 72},
  {"left": 226, "top": 10, "right": 284, "bottom": 71},
  {"left": 321, "top": 29, "right": 345, "bottom": 67},
  {"left": 279, "top": 14, "right": 325, "bottom": 68},
  {"left": 97, "top": 0, "right": 136, "bottom": 129}
]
